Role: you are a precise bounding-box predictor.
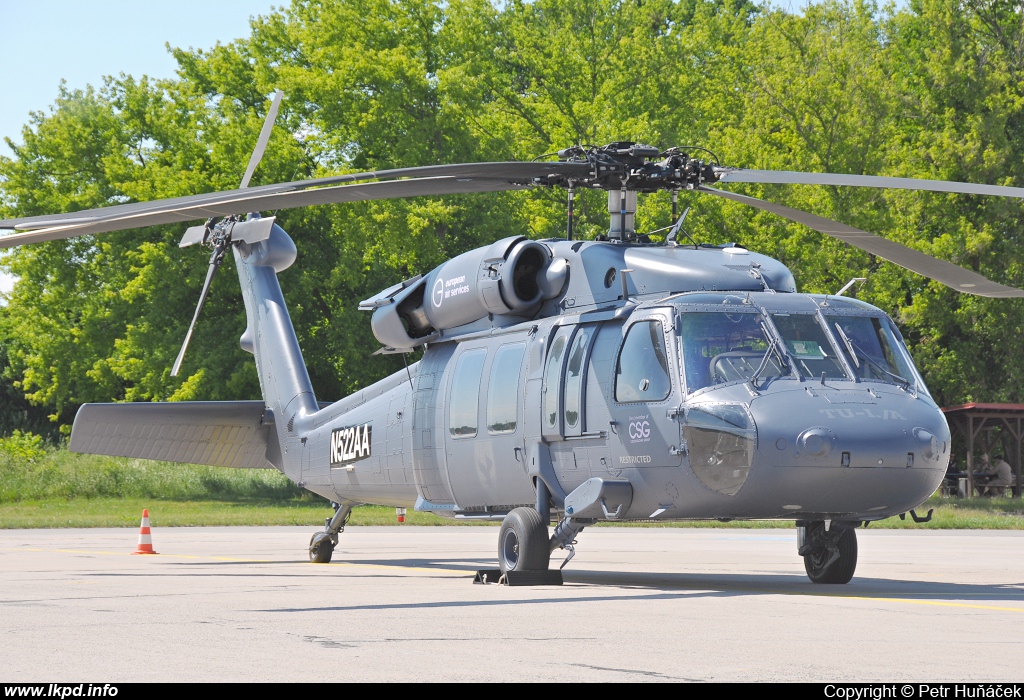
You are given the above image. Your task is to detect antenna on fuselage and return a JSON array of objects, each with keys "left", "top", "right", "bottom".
[
  {"left": 666, "top": 206, "right": 696, "bottom": 246},
  {"left": 836, "top": 277, "right": 867, "bottom": 296}
]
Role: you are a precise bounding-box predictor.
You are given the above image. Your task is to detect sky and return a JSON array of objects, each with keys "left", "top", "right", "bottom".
[
  {"left": 0, "top": 1, "right": 280, "bottom": 293},
  {"left": 0, "top": 0, "right": 280, "bottom": 160}
]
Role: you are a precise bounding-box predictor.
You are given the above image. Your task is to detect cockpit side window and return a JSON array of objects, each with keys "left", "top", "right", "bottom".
[
  {"left": 886, "top": 320, "right": 932, "bottom": 396},
  {"left": 770, "top": 313, "right": 848, "bottom": 380},
  {"left": 827, "top": 315, "right": 920, "bottom": 389},
  {"left": 615, "top": 320, "right": 671, "bottom": 402}
]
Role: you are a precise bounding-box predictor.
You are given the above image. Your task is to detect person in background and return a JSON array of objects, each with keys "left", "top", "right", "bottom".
[{"left": 980, "top": 453, "right": 1013, "bottom": 497}]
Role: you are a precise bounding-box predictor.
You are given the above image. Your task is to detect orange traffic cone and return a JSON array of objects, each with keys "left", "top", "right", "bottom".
[{"left": 131, "top": 509, "right": 158, "bottom": 555}]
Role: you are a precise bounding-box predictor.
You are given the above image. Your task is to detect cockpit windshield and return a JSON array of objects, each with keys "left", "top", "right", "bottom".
[
  {"left": 826, "top": 315, "right": 923, "bottom": 391},
  {"left": 679, "top": 311, "right": 789, "bottom": 393},
  {"left": 770, "top": 313, "right": 848, "bottom": 380},
  {"left": 677, "top": 296, "right": 930, "bottom": 394}
]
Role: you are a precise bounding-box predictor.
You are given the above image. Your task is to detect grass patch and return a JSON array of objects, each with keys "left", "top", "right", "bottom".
[
  {"left": 0, "top": 500, "right": 490, "bottom": 529},
  {"left": 868, "top": 495, "right": 1024, "bottom": 530},
  {"left": 0, "top": 448, "right": 1021, "bottom": 529},
  {"left": 0, "top": 449, "right": 306, "bottom": 502},
  {"left": 0, "top": 498, "right": 328, "bottom": 528},
  {"left": 3, "top": 496, "right": 1022, "bottom": 529},
  {"left": 597, "top": 495, "right": 1024, "bottom": 530}
]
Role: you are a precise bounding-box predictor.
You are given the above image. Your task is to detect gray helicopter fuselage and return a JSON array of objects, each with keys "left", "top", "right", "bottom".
[
  {"left": 272, "top": 234, "right": 948, "bottom": 524},
  {"left": 47, "top": 134, "right": 1016, "bottom": 578}
]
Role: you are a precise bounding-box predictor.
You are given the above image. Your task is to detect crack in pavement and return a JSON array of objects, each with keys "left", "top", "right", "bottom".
[{"left": 560, "top": 662, "right": 703, "bottom": 681}]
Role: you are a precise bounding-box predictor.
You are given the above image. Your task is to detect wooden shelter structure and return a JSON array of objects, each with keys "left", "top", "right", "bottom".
[{"left": 942, "top": 403, "right": 1024, "bottom": 497}]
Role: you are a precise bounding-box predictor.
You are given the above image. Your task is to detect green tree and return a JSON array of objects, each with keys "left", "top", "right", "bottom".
[
  {"left": 879, "top": 0, "right": 1024, "bottom": 404},
  {"left": 2, "top": 0, "right": 1024, "bottom": 427}
]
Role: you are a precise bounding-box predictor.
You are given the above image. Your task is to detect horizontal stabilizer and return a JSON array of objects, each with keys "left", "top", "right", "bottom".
[
  {"left": 69, "top": 401, "right": 275, "bottom": 469},
  {"left": 230, "top": 216, "right": 276, "bottom": 244}
]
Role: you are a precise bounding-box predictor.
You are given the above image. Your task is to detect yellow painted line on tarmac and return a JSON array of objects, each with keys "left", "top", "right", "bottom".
[
  {"left": 0, "top": 546, "right": 464, "bottom": 574},
  {"left": 317, "top": 560, "right": 468, "bottom": 575},
  {"left": 824, "top": 594, "right": 1024, "bottom": 614},
  {"left": 2, "top": 547, "right": 272, "bottom": 563}
]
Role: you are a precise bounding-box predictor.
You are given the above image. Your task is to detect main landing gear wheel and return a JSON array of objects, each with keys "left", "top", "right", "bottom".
[
  {"left": 309, "top": 532, "right": 335, "bottom": 564},
  {"left": 803, "top": 523, "right": 858, "bottom": 584},
  {"left": 498, "top": 507, "right": 550, "bottom": 573}
]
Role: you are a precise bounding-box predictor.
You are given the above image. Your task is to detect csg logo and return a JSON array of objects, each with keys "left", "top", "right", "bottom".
[{"left": 628, "top": 419, "right": 651, "bottom": 443}]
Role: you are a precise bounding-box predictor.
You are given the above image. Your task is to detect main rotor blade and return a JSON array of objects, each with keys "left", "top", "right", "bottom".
[
  {"left": 171, "top": 247, "right": 224, "bottom": 377},
  {"left": 0, "top": 174, "right": 558, "bottom": 248},
  {"left": 698, "top": 186, "right": 1024, "bottom": 298},
  {"left": 715, "top": 168, "right": 1024, "bottom": 199},
  {"left": 239, "top": 90, "right": 283, "bottom": 190},
  {"left": 0, "top": 161, "right": 590, "bottom": 238}
]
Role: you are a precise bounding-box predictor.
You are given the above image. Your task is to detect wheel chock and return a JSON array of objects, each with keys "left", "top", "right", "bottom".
[
  {"left": 473, "top": 569, "right": 502, "bottom": 584},
  {"left": 473, "top": 569, "right": 563, "bottom": 586}
]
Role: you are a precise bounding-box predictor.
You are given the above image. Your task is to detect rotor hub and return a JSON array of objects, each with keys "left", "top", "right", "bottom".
[
  {"left": 536, "top": 142, "right": 720, "bottom": 194},
  {"left": 535, "top": 142, "right": 723, "bottom": 240}
]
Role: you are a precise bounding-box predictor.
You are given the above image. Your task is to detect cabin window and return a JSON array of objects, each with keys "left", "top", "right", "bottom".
[
  {"left": 615, "top": 320, "right": 671, "bottom": 402},
  {"left": 487, "top": 343, "right": 526, "bottom": 434},
  {"left": 449, "top": 349, "right": 486, "bottom": 438},
  {"left": 563, "top": 327, "right": 592, "bottom": 434},
  {"left": 543, "top": 334, "right": 568, "bottom": 431}
]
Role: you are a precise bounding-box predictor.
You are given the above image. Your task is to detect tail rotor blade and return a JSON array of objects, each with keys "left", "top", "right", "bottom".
[
  {"left": 239, "top": 89, "right": 284, "bottom": 190},
  {"left": 172, "top": 89, "right": 281, "bottom": 378},
  {"left": 171, "top": 245, "right": 226, "bottom": 377}
]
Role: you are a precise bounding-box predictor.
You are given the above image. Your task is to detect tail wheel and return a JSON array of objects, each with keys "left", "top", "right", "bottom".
[
  {"left": 309, "top": 533, "right": 335, "bottom": 564},
  {"left": 498, "top": 507, "right": 550, "bottom": 573},
  {"left": 803, "top": 525, "right": 857, "bottom": 584}
]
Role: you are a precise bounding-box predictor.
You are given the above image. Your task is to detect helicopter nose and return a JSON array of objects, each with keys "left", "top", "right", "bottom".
[
  {"left": 750, "top": 389, "right": 949, "bottom": 468},
  {"left": 741, "top": 388, "right": 950, "bottom": 517}
]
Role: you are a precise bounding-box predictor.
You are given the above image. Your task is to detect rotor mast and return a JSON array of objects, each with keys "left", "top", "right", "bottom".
[{"left": 608, "top": 189, "right": 637, "bottom": 240}]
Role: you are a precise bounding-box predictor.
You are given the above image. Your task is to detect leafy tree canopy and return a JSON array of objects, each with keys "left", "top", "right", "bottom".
[{"left": 1, "top": 0, "right": 1023, "bottom": 428}]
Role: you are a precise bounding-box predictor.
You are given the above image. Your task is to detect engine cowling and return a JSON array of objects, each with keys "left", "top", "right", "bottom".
[{"left": 366, "top": 236, "right": 567, "bottom": 350}]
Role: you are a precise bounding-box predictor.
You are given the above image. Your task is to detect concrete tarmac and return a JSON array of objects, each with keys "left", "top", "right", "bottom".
[{"left": 1, "top": 526, "right": 1023, "bottom": 682}]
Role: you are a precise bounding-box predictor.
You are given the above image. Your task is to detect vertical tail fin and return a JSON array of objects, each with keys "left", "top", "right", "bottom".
[{"left": 233, "top": 220, "right": 317, "bottom": 478}]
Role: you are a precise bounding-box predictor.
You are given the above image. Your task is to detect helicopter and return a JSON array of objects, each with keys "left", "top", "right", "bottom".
[{"left": 3, "top": 92, "right": 1023, "bottom": 585}]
